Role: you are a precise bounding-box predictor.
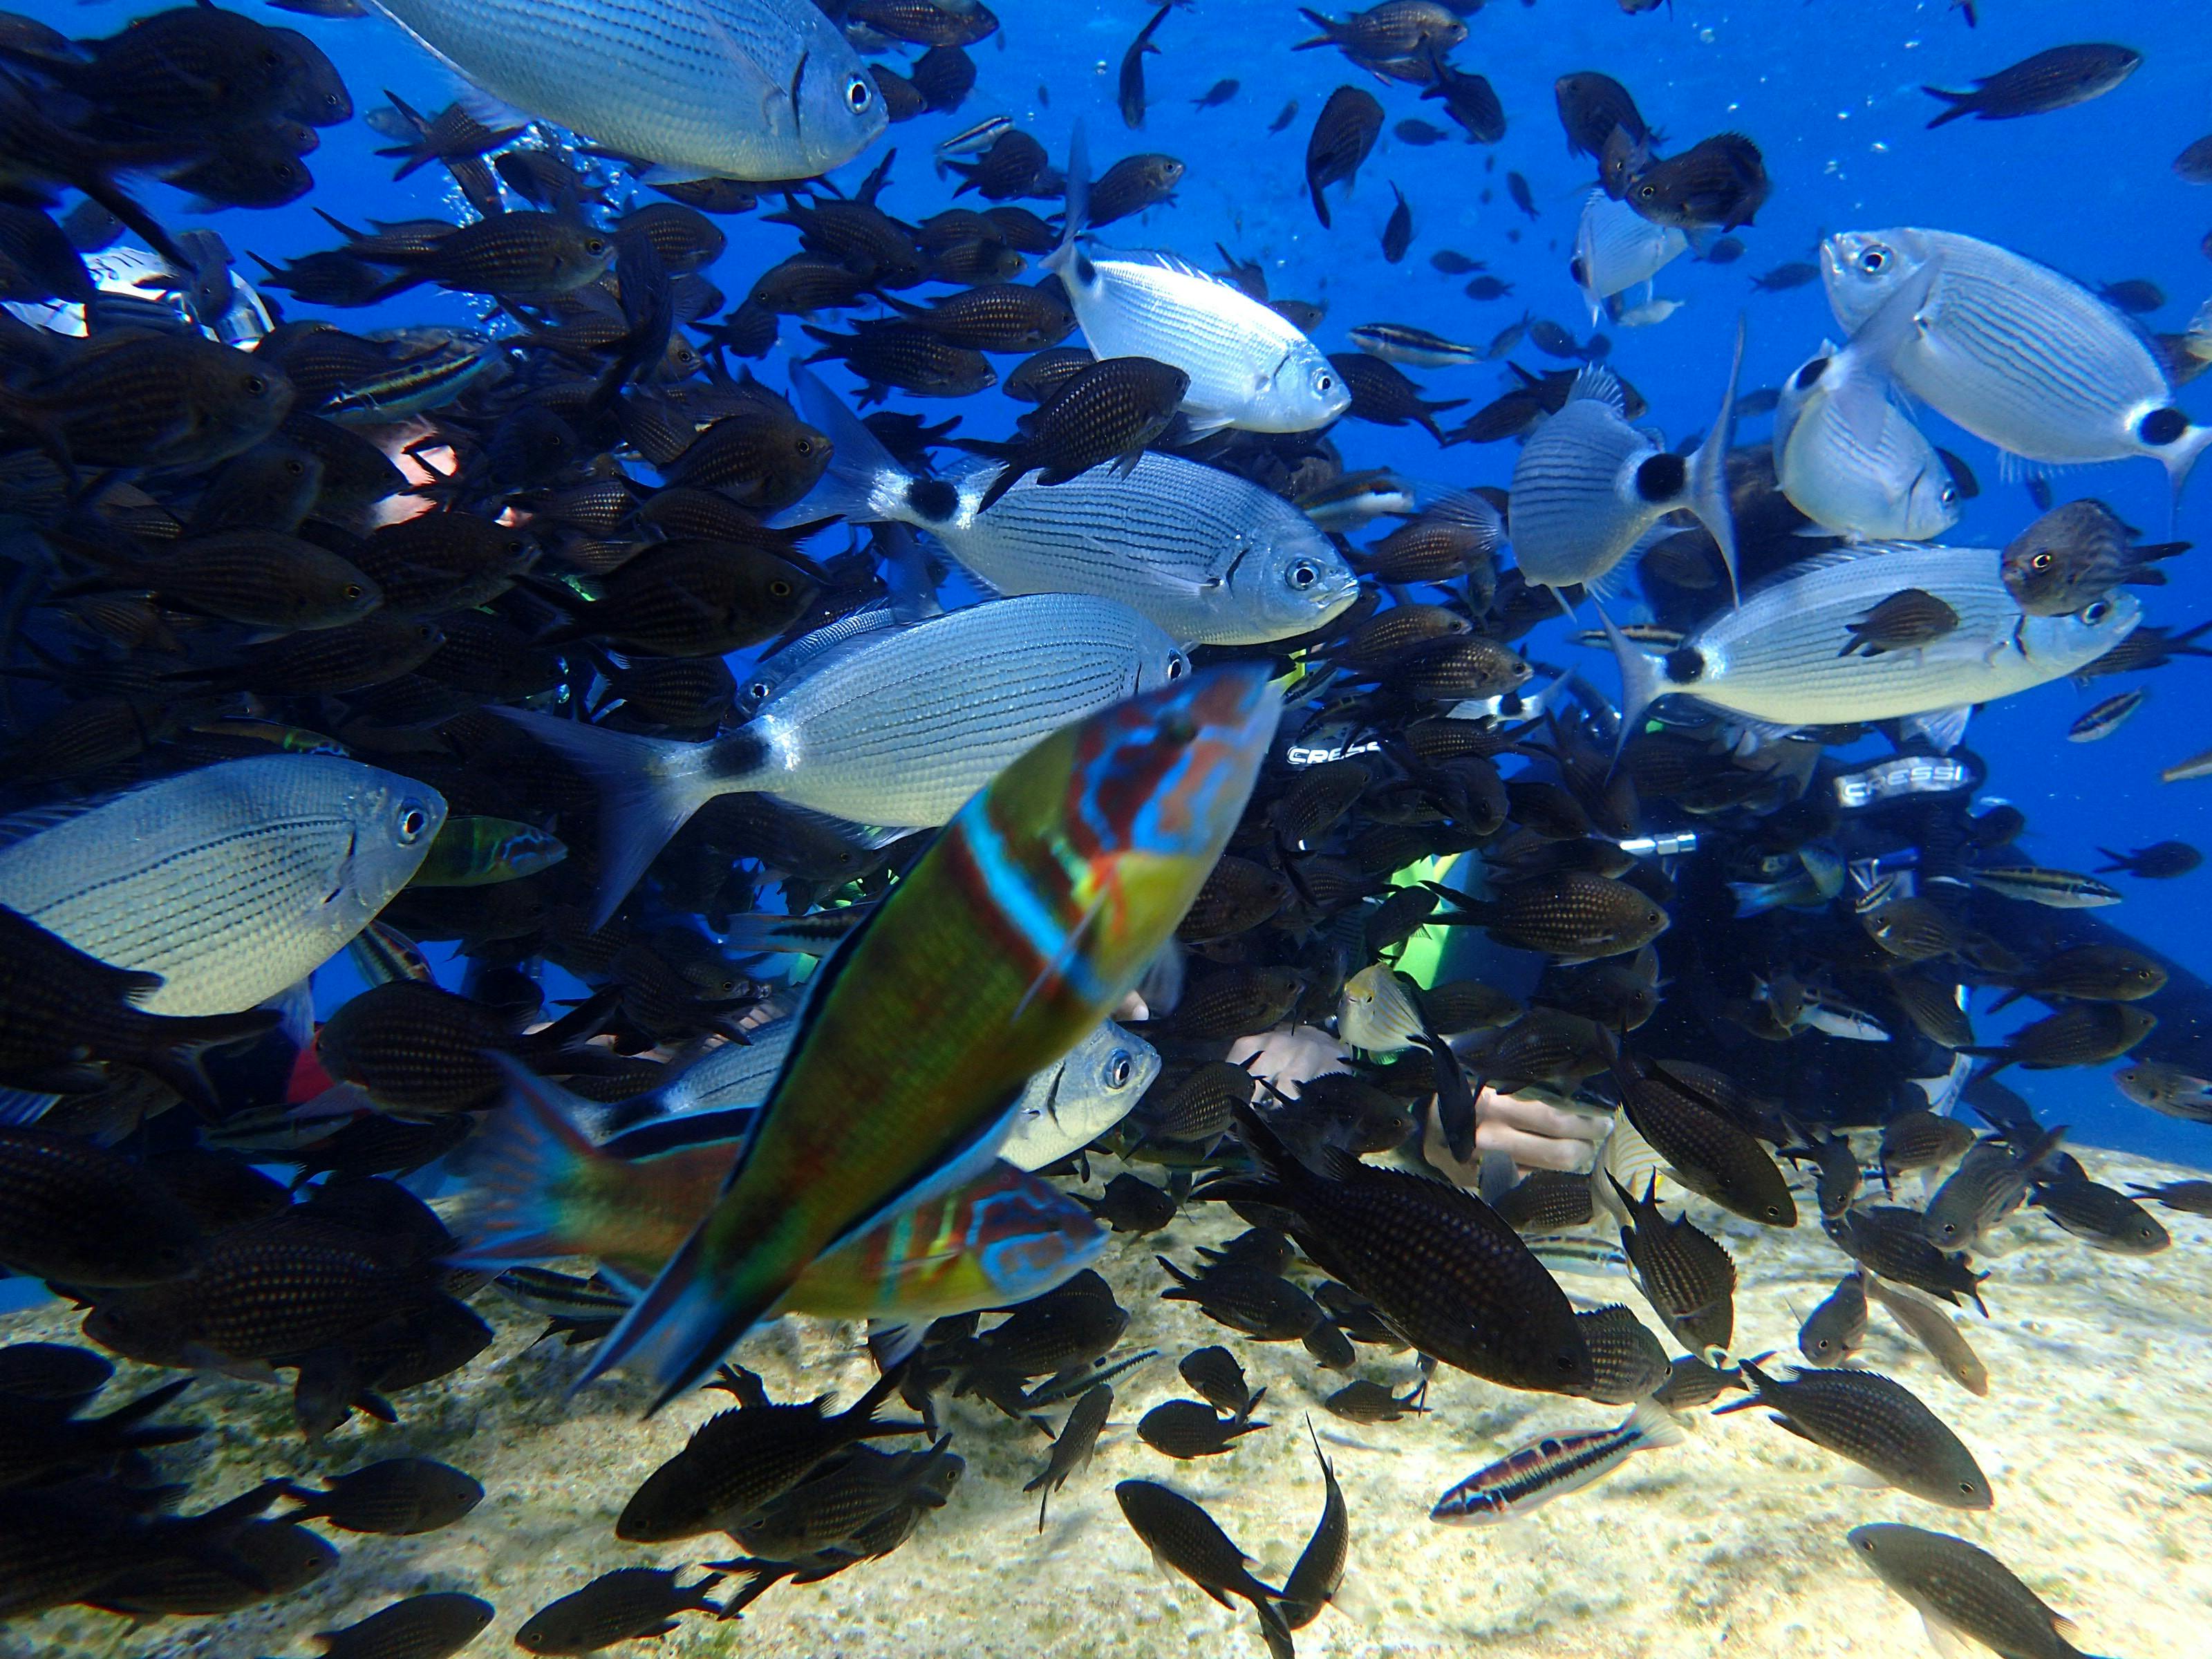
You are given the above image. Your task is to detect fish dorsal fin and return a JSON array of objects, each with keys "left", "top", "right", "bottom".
[
  {"left": 0, "top": 790, "right": 126, "bottom": 851},
  {"left": 1105, "top": 247, "right": 1237, "bottom": 289},
  {"left": 1737, "top": 543, "right": 1927, "bottom": 601},
  {"left": 1569, "top": 364, "right": 1627, "bottom": 413}
]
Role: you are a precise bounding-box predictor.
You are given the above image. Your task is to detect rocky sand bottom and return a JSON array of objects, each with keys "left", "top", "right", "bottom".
[{"left": 3, "top": 1144, "right": 2208, "bottom": 1659}]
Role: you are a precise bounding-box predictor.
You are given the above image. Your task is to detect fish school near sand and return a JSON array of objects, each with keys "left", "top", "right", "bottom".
[{"left": 0, "top": 2, "right": 2208, "bottom": 1657}]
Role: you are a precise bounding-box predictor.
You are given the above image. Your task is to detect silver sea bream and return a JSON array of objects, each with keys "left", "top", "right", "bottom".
[
  {"left": 0, "top": 756, "right": 443, "bottom": 1015},
  {"left": 1608, "top": 543, "right": 2140, "bottom": 736},
  {"left": 360, "top": 0, "right": 886, "bottom": 181},
  {"left": 501, "top": 594, "right": 1188, "bottom": 920},
  {"left": 1823, "top": 227, "right": 2212, "bottom": 489},
  {"left": 786, "top": 366, "right": 1360, "bottom": 644}
]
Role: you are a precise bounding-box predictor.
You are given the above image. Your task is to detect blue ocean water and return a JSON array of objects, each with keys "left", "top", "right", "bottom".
[{"left": 17, "top": 0, "right": 2212, "bottom": 1173}]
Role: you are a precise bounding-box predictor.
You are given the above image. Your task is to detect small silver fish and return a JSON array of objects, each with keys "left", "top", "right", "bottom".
[
  {"left": 1349, "top": 321, "right": 1484, "bottom": 368},
  {"left": 935, "top": 115, "right": 1015, "bottom": 157},
  {"left": 2066, "top": 687, "right": 2146, "bottom": 742},
  {"left": 1775, "top": 258, "right": 1959, "bottom": 542},
  {"left": 1045, "top": 126, "right": 1347, "bottom": 434},
  {"left": 500, "top": 593, "right": 1186, "bottom": 922},
  {"left": 1510, "top": 314, "right": 1744, "bottom": 600},
  {"left": 1572, "top": 190, "right": 1687, "bottom": 319},
  {"left": 1430, "top": 1400, "right": 1685, "bottom": 1522},
  {"left": 785, "top": 365, "right": 1358, "bottom": 646}
]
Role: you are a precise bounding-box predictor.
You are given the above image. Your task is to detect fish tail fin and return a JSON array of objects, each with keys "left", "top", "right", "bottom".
[
  {"left": 489, "top": 709, "right": 725, "bottom": 928},
  {"left": 449, "top": 1054, "right": 623, "bottom": 1265},
  {"left": 1051, "top": 120, "right": 1091, "bottom": 268},
  {"left": 575, "top": 1217, "right": 798, "bottom": 1414},
  {"left": 1690, "top": 312, "right": 1747, "bottom": 604},
  {"left": 2155, "top": 415, "right": 2212, "bottom": 509},
  {"left": 1726, "top": 881, "right": 1777, "bottom": 919},
  {"left": 776, "top": 357, "right": 915, "bottom": 528},
  {"left": 1595, "top": 601, "right": 1667, "bottom": 757},
  {"left": 136, "top": 1006, "right": 282, "bottom": 1108},
  {"left": 1920, "top": 87, "right": 1976, "bottom": 129},
  {"left": 1623, "top": 1397, "right": 1688, "bottom": 1449}
]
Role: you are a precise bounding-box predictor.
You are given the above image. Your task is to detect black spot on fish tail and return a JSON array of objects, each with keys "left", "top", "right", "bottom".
[
  {"left": 1792, "top": 357, "right": 1830, "bottom": 391},
  {"left": 906, "top": 476, "right": 960, "bottom": 522},
  {"left": 2139, "top": 406, "right": 2188, "bottom": 447},
  {"left": 1635, "top": 452, "right": 1687, "bottom": 503},
  {"left": 1663, "top": 647, "right": 1705, "bottom": 684}
]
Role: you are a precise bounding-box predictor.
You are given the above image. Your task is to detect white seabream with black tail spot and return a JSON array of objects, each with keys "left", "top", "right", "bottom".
[
  {"left": 1824, "top": 226, "right": 2212, "bottom": 495},
  {"left": 1510, "top": 312, "right": 1747, "bottom": 603}
]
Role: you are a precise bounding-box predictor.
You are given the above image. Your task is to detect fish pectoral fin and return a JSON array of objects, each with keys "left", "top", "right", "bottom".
[{"left": 1916, "top": 1609, "right": 1978, "bottom": 1659}]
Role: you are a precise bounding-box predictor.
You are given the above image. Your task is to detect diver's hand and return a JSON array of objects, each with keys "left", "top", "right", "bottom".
[
  {"left": 1423, "top": 1085, "right": 1610, "bottom": 1179},
  {"left": 1226, "top": 1025, "right": 1350, "bottom": 1101}
]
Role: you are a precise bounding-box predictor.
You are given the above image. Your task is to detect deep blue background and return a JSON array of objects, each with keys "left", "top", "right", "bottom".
[{"left": 32, "top": 0, "right": 2212, "bottom": 1165}]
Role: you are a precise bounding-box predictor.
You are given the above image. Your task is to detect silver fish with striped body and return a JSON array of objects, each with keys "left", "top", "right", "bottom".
[
  {"left": 359, "top": 0, "right": 885, "bottom": 181},
  {"left": 1824, "top": 227, "right": 2212, "bottom": 494},
  {"left": 499, "top": 593, "right": 1187, "bottom": 923},
  {"left": 0, "top": 756, "right": 442, "bottom": 1015},
  {"left": 588, "top": 1016, "right": 1159, "bottom": 1174},
  {"left": 1573, "top": 190, "right": 1688, "bottom": 319},
  {"left": 1605, "top": 544, "right": 2139, "bottom": 742},
  {"left": 1510, "top": 313, "right": 1745, "bottom": 603},
  {"left": 782, "top": 364, "right": 1359, "bottom": 645},
  {"left": 1042, "top": 124, "right": 1349, "bottom": 435},
  {"left": 1775, "top": 259, "right": 1959, "bottom": 541}
]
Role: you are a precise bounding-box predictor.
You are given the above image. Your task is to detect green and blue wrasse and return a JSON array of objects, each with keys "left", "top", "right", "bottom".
[
  {"left": 460, "top": 1061, "right": 1105, "bottom": 1360},
  {"left": 579, "top": 666, "right": 1280, "bottom": 1407}
]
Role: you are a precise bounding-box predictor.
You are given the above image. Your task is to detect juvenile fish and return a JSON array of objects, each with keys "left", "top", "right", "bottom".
[
  {"left": 1114, "top": 1480, "right": 1291, "bottom": 1658},
  {"left": 1924, "top": 44, "right": 2141, "bottom": 127},
  {"left": 1430, "top": 1400, "right": 1685, "bottom": 1522},
  {"left": 1797, "top": 1272, "right": 1866, "bottom": 1367},
  {"left": 1863, "top": 1274, "right": 1990, "bottom": 1396},
  {"left": 1609, "top": 1174, "right": 1736, "bottom": 1361},
  {"left": 1022, "top": 1382, "right": 1112, "bottom": 1530},
  {"left": 1716, "top": 1360, "right": 1992, "bottom": 1508},
  {"left": 1850, "top": 1524, "right": 2109, "bottom": 1659}
]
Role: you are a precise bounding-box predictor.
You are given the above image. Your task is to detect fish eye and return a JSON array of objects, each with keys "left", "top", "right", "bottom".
[
  {"left": 285, "top": 458, "right": 306, "bottom": 476},
  {"left": 1290, "top": 561, "right": 1319, "bottom": 590},
  {"left": 397, "top": 804, "right": 429, "bottom": 843},
  {"left": 2031, "top": 550, "right": 2054, "bottom": 570},
  {"left": 768, "top": 577, "right": 794, "bottom": 597},
  {"left": 341, "top": 583, "right": 363, "bottom": 601},
  {"left": 2083, "top": 600, "right": 2112, "bottom": 624},
  {"left": 243, "top": 375, "right": 268, "bottom": 396},
  {"left": 1107, "top": 1051, "right": 1134, "bottom": 1088},
  {"left": 1167, "top": 653, "right": 1188, "bottom": 679},
  {"left": 1859, "top": 247, "right": 1888, "bottom": 274},
  {"left": 749, "top": 679, "right": 773, "bottom": 700},
  {"left": 794, "top": 436, "right": 816, "bottom": 456},
  {"left": 1637, "top": 182, "right": 1657, "bottom": 200},
  {"left": 847, "top": 75, "right": 873, "bottom": 113},
  {"left": 585, "top": 236, "right": 608, "bottom": 254},
  {"left": 1315, "top": 371, "right": 1335, "bottom": 393}
]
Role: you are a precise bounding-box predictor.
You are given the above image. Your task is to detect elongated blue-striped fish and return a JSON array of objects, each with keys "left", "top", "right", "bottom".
[{"left": 1430, "top": 1400, "right": 1685, "bottom": 1523}]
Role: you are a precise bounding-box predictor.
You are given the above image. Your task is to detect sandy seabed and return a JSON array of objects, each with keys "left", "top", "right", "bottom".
[{"left": 2, "top": 1143, "right": 2206, "bottom": 1659}]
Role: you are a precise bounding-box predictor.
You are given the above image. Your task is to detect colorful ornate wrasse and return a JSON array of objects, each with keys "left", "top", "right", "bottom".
[
  {"left": 1429, "top": 1400, "right": 1685, "bottom": 1523},
  {"left": 581, "top": 666, "right": 1281, "bottom": 1408},
  {"left": 458, "top": 1061, "right": 1104, "bottom": 1356},
  {"left": 409, "top": 814, "right": 568, "bottom": 888}
]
